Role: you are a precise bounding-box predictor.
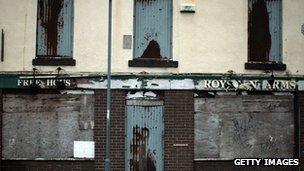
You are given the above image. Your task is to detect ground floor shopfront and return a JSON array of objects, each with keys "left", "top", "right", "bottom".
[{"left": 0, "top": 74, "right": 304, "bottom": 171}]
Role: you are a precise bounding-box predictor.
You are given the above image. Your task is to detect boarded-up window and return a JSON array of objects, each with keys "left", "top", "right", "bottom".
[
  {"left": 194, "top": 94, "right": 294, "bottom": 159},
  {"left": 36, "top": 0, "right": 73, "bottom": 57},
  {"left": 2, "top": 93, "right": 94, "bottom": 159},
  {"left": 134, "top": 0, "right": 172, "bottom": 60},
  {"left": 248, "top": 0, "right": 282, "bottom": 62}
]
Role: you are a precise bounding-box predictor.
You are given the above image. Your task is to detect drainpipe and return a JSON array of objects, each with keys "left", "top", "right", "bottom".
[
  {"left": 105, "top": 0, "right": 112, "bottom": 170},
  {"left": 1, "top": 29, "right": 4, "bottom": 62},
  {"left": 294, "top": 83, "right": 300, "bottom": 159}
]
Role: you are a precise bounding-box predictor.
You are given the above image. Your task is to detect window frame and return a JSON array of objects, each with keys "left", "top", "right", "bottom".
[
  {"left": 33, "top": 0, "right": 75, "bottom": 66},
  {"left": 128, "top": 0, "right": 178, "bottom": 68},
  {"left": 246, "top": 0, "right": 286, "bottom": 71}
]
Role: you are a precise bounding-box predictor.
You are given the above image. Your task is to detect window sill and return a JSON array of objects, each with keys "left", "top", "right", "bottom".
[
  {"left": 128, "top": 58, "right": 178, "bottom": 68},
  {"left": 33, "top": 58, "right": 76, "bottom": 66},
  {"left": 245, "top": 62, "right": 286, "bottom": 71}
]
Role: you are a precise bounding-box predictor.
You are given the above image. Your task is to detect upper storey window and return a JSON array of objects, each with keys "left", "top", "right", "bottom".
[
  {"left": 33, "top": 0, "right": 75, "bottom": 66},
  {"left": 246, "top": 0, "right": 285, "bottom": 70},
  {"left": 129, "top": 0, "right": 178, "bottom": 68}
]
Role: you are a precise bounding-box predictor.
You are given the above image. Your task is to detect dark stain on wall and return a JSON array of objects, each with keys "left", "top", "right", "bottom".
[
  {"left": 141, "top": 40, "right": 162, "bottom": 59},
  {"left": 38, "top": 0, "right": 64, "bottom": 56}
]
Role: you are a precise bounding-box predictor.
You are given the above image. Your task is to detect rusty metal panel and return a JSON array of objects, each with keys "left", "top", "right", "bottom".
[
  {"left": 194, "top": 95, "right": 294, "bottom": 159},
  {"left": 2, "top": 93, "right": 94, "bottom": 159},
  {"left": 248, "top": 0, "right": 282, "bottom": 62},
  {"left": 134, "top": 0, "right": 172, "bottom": 60},
  {"left": 126, "top": 100, "right": 164, "bottom": 171},
  {"left": 37, "top": 0, "right": 73, "bottom": 57}
]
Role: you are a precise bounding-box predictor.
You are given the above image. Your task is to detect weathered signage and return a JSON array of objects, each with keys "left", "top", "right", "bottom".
[
  {"left": 76, "top": 78, "right": 298, "bottom": 91},
  {"left": 0, "top": 74, "right": 302, "bottom": 91},
  {"left": 17, "top": 78, "right": 74, "bottom": 89},
  {"left": 199, "top": 79, "right": 297, "bottom": 91}
]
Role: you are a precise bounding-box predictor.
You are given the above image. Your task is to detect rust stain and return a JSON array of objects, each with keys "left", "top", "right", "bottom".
[
  {"left": 130, "top": 125, "right": 156, "bottom": 171},
  {"left": 39, "top": 0, "right": 64, "bottom": 56},
  {"left": 141, "top": 40, "right": 162, "bottom": 59},
  {"left": 249, "top": 0, "right": 271, "bottom": 62}
]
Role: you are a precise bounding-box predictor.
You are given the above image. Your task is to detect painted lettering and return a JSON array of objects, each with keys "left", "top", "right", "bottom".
[
  {"left": 280, "top": 81, "right": 289, "bottom": 90},
  {"left": 17, "top": 79, "right": 23, "bottom": 86},
  {"left": 204, "top": 80, "right": 212, "bottom": 88},
  {"left": 249, "top": 80, "right": 259, "bottom": 89},
  {"left": 219, "top": 80, "right": 227, "bottom": 88},
  {"left": 211, "top": 80, "right": 220, "bottom": 88},
  {"left": 289, "top": 81, "right": 297, "bottom": 89},
  {"left": 65, "top": 80, "right": 71, "bottom": 86},
  {"left": 273, "top": 81, "right": 280, "bottom": 90}
]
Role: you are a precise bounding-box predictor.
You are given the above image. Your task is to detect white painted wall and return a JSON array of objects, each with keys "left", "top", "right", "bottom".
[{"left": 0, "top": 0, "right": 303, "bottom": 75}]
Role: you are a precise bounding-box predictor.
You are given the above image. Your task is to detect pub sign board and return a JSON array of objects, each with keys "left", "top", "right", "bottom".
[{"left": 17, "top": 78, "right": 75, "bottom": 89}]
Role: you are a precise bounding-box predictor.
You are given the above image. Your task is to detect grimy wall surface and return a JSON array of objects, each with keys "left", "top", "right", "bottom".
[
  {"left": 194, "top": 94, "right": 294, "bottom": 159},
  {"left": 0, "top": 0, "right": 304, "bottom": 75}
]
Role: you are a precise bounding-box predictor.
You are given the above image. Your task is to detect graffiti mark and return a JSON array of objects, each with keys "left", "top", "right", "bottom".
[
  {"left": 130, "top": 125, "right": 156, "bottom": 171},
  {"left": 249, "top": 0, "right": 271, "bottom": 62},
  {"left": 232, "top": 116, "right": 255, "bottom": 149},
  {"left": 259, "top": 136, "right": 279, "bottom": 154},
  {"left": 141, "top": 40, "right": 162, "bottom": 59}
]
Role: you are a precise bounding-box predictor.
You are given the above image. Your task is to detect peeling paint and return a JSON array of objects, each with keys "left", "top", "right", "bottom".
[
  {"left": 127, "top": 91, "right": 157, "bottom": 99},
  {"left": 170, "top": 79, "right": 195, "bottom": 90},
  {"left": 76, "top": 78, "right": 299, "bottom": 91}
]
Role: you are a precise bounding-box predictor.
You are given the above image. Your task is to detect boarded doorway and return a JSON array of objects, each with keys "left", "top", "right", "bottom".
[{"left": 125, "top": 100, "right": 164, "bottom": 171}]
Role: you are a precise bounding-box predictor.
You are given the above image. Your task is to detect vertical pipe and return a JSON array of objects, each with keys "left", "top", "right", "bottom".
[
  {"left": 1, "top": 29, "right": 4, "bottom": 62},
  {"left": 105, "top": 0, "right": 112, "bottom": 170},
  {"left": 294, "top": 84, "right": 300, "bottom": 158}
]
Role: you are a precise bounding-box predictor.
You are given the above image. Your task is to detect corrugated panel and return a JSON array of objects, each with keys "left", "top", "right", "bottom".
[
  {"left": 37, "top": 0, "right": 73, "bottom": 57},
  {"left": 248, "top": 0, "right": 282, "bottom": 62},
  {"left": 134, "top": 0, "right": 172, "bottom": 59},
  {"left": 126, "top": 101, "right": 164, "bottom": 171}
]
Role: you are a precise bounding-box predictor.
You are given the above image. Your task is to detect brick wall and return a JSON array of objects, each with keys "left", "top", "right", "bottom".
[
  {"left": 94, "top": 90, "right": 125, "bottom": 171},
  {"left": 1, "top": 89, "right": 196, "bottom": 170},
  {"left": 164, "top": 91, "right": 194, "bottom": 171}
]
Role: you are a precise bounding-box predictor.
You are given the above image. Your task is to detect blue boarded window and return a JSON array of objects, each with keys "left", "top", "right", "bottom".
[
  {"left": 36, "top": 0, "right": 73, "bottom": 58},
  {"left": 129, "top": 0, "right": 177, "bottom": 67},
  {"left": 133, "top": 0, "right": 173, "bottom": 60},
  {"left": 248, "top": 0, "right": 282, "bottom": 62}
]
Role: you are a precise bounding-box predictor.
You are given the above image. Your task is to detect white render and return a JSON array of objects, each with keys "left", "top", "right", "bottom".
[{"left": 0, "top": 0, "right": 303, "bottom": 76}]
